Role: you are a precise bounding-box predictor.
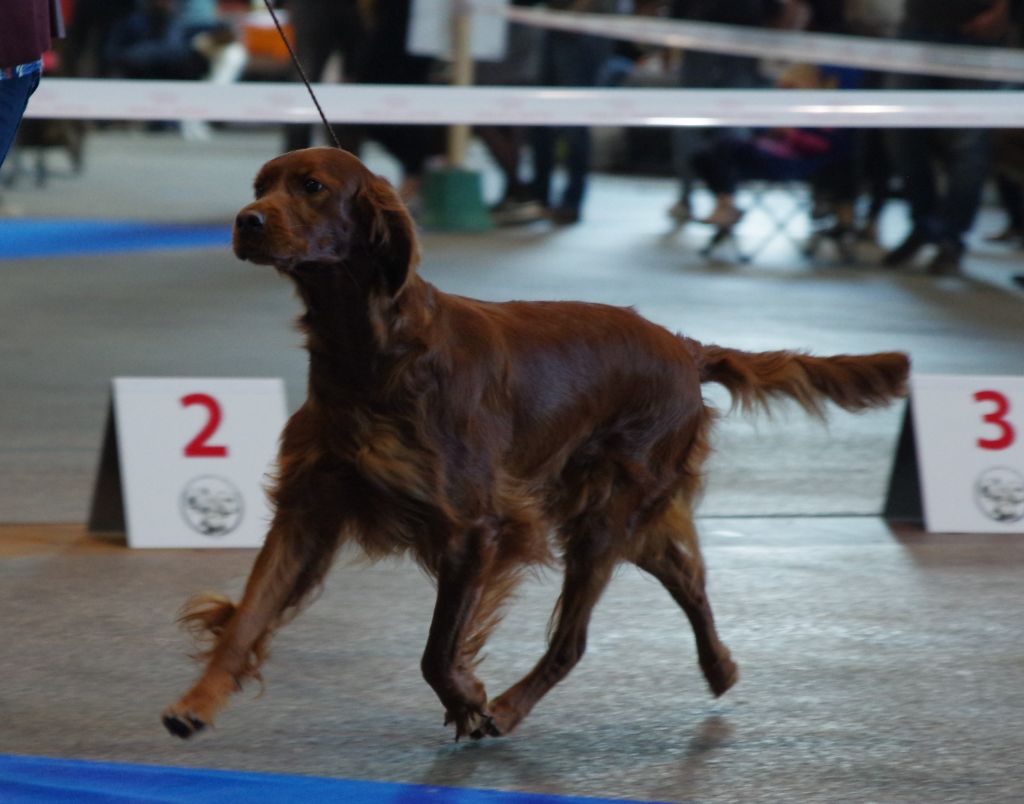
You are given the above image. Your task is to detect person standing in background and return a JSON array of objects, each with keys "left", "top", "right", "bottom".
[
  {"left": 842, "top": 0, "right": 903, "bottom": 242},
  {"left": 282, "top": 0, "right": 365, "bottom": 154},
  {"left": 666, "top": 0, "right": 783, "bottom": 224},
  {"left": 884, "top": 0, "right": 1021, "bottom": 275},
  {"left": 104, "top": 0, "right": 210, "bottom": 81},
  {"left": 0, "top": 0, "right": 64, "bottom": 168},
  {"left": 529, "top": 0, "right": 617, "bottom": 226},
  {"left": 64, "top": 0, "right": 134, "bottom": 78},
  {"left": 353, "top": 0, "right": 445, "bottom": 206}
]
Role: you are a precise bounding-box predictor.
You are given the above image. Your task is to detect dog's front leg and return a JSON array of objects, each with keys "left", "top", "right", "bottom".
[
  {"left": 162, "top": 507, "right": 343, "bottom": 738},
  {"left": 420, "top": 520, "right": 501, "bottom": 740}
]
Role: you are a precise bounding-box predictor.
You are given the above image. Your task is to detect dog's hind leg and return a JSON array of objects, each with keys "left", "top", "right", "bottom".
[
  {"left": 634, "top": 498, "right": 738, "bottom": 697},
  {"left": 162, "top": 506, "right": 344, "bottom": 738}
]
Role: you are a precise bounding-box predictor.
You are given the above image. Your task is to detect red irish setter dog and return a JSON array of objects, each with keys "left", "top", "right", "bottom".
[{"left": 163, "top": 147, "right": 909, "bottom": 741}]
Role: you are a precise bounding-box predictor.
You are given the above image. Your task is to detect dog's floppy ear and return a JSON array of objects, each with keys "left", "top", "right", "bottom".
[{"left": 353, "top": 174, "right": 420, "bottom": 297}]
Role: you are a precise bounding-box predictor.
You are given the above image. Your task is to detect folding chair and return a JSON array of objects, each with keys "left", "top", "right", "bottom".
[
  {"left": 698, "top": 181, "right": 863, "bottom": 264},
  {"left": 698, "top": 181, "right": 812, "bottom": 263}
]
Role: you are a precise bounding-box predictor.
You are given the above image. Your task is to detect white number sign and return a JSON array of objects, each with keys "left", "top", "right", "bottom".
[
  {"left": 911, "top": 375, "right": 1024, "bottom": 533},
  {"left": 89, "top": 378, "right": 287, "bottom": 548}
]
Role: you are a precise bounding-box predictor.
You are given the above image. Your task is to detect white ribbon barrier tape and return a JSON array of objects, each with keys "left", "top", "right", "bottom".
[
  {"left": 24, "top": 79, "right": 1024, "bottom": 128},
  {"left": 482, "top": 5, "right": 1024, "bottom": 85}
]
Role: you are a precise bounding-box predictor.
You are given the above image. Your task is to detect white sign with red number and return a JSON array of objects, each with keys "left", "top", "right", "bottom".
[
  {"left": 113, "top": 378, "right": 287, "bottom": 548},
  {"left": 911, "top": 375, "right": 1024, "bottom": 533}
]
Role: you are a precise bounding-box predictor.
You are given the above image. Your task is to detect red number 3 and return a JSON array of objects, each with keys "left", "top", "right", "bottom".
[
  {"left": 974, "top": 390, "right": 1015, "bottom": 451},
  {"left": 181, "top": 393, "right": 229, "bottom": 457}
]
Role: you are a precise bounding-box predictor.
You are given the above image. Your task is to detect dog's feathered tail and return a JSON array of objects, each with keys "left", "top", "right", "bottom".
[{"left": 690, "top": 342, "right": 910, "bottom": 418}]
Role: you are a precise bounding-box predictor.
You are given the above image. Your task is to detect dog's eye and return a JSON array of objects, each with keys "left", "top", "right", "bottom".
[
  {"left": 253, "top": 183, "right": 265, "bottom": 198},
  {"left": 303, "top": 178, "right": 325, "bottom": 194}
]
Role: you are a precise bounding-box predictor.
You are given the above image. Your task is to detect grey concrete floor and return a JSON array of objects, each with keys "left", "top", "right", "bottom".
[
  {"left": 1, "top": 128, "right": 1023, "bottom": 802},
  {"left": 2, "top": 520, "right": 1023, "bottom": 803}
]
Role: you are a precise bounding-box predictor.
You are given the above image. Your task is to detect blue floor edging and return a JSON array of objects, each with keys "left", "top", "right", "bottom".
[
  {"left": 0, "top": 754, "right": 676, "bottom": 804},
  {"left": 0, "top": 219, "right": 231, "bottom": 259}
]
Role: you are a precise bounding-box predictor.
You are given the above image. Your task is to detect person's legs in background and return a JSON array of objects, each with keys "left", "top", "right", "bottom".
[
  {"left": 988, "top": 174, "right": 1024, "bottom": 242},
  {"left": 884, "top": 31, "right": 997, "bottom": 274},
  {"left": 669, "top": 127, "right": 708, "bottom": 222},
  {"left": 282, "top": 0, "right": 363, "bottom": 153},
  {"left": 689, "top": 134, "right": 770, "bottom": 228},
  {"left": 475, "top": 18, "right": 545, "bottom": 225},
  {"left": 65, "top": 0, "right": 136, "bottom": 78},
  {"left": 553, "top": 125, "right": 590, "bottom": 225},
  {"left": 859, "top": 128, "right": 892, "bottom": 241},
  {"left": 929, "top": 126, "right": 992, "bottom": 273},
  {"left": 477, "top": 127, "right": 528, "bottom": 201},
  {"left": 0, "top": 71, "right": 42, "bottom": 169},
  {"left": 529, "top": 123, "right": 556, "bottom": 211},
  {"left": 528, "top": 30, "right": 610, "bottom": 225},
  {"left": 669, "top": 52, "right": 762, "bottom": 223},
  {"left": 985, "top": 129, "right": 1024, "bottom": 246},
  {"left": 366, "top": 123, "right": 445, "bottom": 207},
  {"left": 478, "top": 125, "right": 547, "bottom": 225},
  {"left": 883, "top": 71, "right": 940, "bottom": 266},
  {"left": 282, "top": 5, "right": 335, "bottom": 153}
]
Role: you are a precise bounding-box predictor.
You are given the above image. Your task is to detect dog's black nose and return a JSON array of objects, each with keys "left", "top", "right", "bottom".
[{"left": 236, "top": 210, "right": 265, "bottom": 232}]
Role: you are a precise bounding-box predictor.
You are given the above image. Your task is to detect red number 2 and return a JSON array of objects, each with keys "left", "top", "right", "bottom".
[
  {"left": 974, "top": 390, "right": 1015, "bottom": 451},
  {"left": 181, "top": 393, "right": 229, "bottom": 457}
]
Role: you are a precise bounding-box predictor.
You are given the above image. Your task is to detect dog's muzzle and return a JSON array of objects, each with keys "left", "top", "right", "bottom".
[{"left": 233, "top": 207, "right": 269, "bottom": 261}]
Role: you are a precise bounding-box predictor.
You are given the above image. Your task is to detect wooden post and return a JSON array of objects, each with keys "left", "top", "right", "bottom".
[
  {"left": 420, "top": 0, "right": 492, "bottom": 231},
  {"left": 447, "top": 0, "right": 474, "bottom": 168}
]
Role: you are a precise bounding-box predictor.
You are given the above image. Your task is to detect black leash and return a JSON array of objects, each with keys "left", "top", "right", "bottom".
[{"left": 261, "top": 0, "right": 343, "bottom": 149}]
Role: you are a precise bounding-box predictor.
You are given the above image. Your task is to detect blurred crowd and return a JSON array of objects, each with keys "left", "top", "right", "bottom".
[{"left": 6, "top": 0, "right": 1024, "bottom": 279}]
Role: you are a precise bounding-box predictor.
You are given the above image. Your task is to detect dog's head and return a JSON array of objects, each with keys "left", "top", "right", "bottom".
[{"left": 233, "top": 147, "right": 419, "bottom": 297}]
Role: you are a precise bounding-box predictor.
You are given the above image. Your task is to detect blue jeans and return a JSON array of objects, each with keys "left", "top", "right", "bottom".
[
  {"left": 888, "top": 26, "right": 997, "bottom": 246},
  {"left": 530, "top": 32, "right": 611, "bottom": 212},
  {"left": 0, "top": 71, "right": 41, "bottom": 169}
]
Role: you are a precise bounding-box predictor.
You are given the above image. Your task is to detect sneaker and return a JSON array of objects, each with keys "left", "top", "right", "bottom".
[
  {"left": 667, "top": 201, "right": 691, "bottom": 223},
  {"left": 927, "top": 241, "right": 964, "bottom": 276},
  {"left": 984, "top": 226, "right": 1024, "bottom": 243},
  {"left": 697, "top": 205, "right": 743, "bottom": 230},
  {"left": 491, "top": 197, "right": 546, "bottom": 226},
  {"left": 882, "top": 229, "right": 931, "bottom": 267},
  {"left": 549, "top": 206, "right": 581, "bottom": 226}
]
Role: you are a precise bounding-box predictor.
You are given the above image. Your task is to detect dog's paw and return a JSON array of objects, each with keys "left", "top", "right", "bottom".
[
  {"left": 469, "top": 713, "right": 502, "bottom": 741},
  {"left": 162, "top": 708, "right": 208, "bottom": 739},
  {"left": 703, "top": 655, "right": 740, "bottom": 698},
  {"left": 444, "top": 706, "right": 501, "bottom": 742},
  {"left": 470, "top": 697, "right": 521, "bottom": 739}
]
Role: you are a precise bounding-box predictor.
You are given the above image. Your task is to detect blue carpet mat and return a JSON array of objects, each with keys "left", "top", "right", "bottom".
[
  {"left": 0, "top": 219, "right": 231, "bottom": 259},
  {"left": 0, "top": 755, "right": 673, "bottom": 804}
]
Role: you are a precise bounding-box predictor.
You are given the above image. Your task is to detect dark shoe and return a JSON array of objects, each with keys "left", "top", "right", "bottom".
[
  {"left": 491, "top": 197, "right": 546, "bottom": 226},
  {"left": 698, "top": 206, "right": 744, "bottom": 231},
  {"left": 667, "top": 200, "right": 692, "bottom": 224},
  {"left": 883, "top": 229, "right": 930, "bottom": 267},
  {"left": 549, "top": 206, "right": 581, "bottom": 226},
  {"left": 1011, "top": 274, "right": 1024, "bottom": 289},
  {"left": 985, "top": 226, "right": 1023, "bottom": 243},
  {"left": 927, "top": 241, "right": 964, "bottom": 276}
]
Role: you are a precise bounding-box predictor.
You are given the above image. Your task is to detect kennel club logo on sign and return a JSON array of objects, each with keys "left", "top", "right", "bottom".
[
  {"left": 179, "top": 474, "right": 245, "bottom": 537},
  {"left": 911, "top": 375, "right": 1024, "bottom": 533},
  {"left": 974, "top": 467, "right": 1024, "bottom": 524},
  {"left": 90, "top": 378, "right": 287, "bottom": 548}
]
